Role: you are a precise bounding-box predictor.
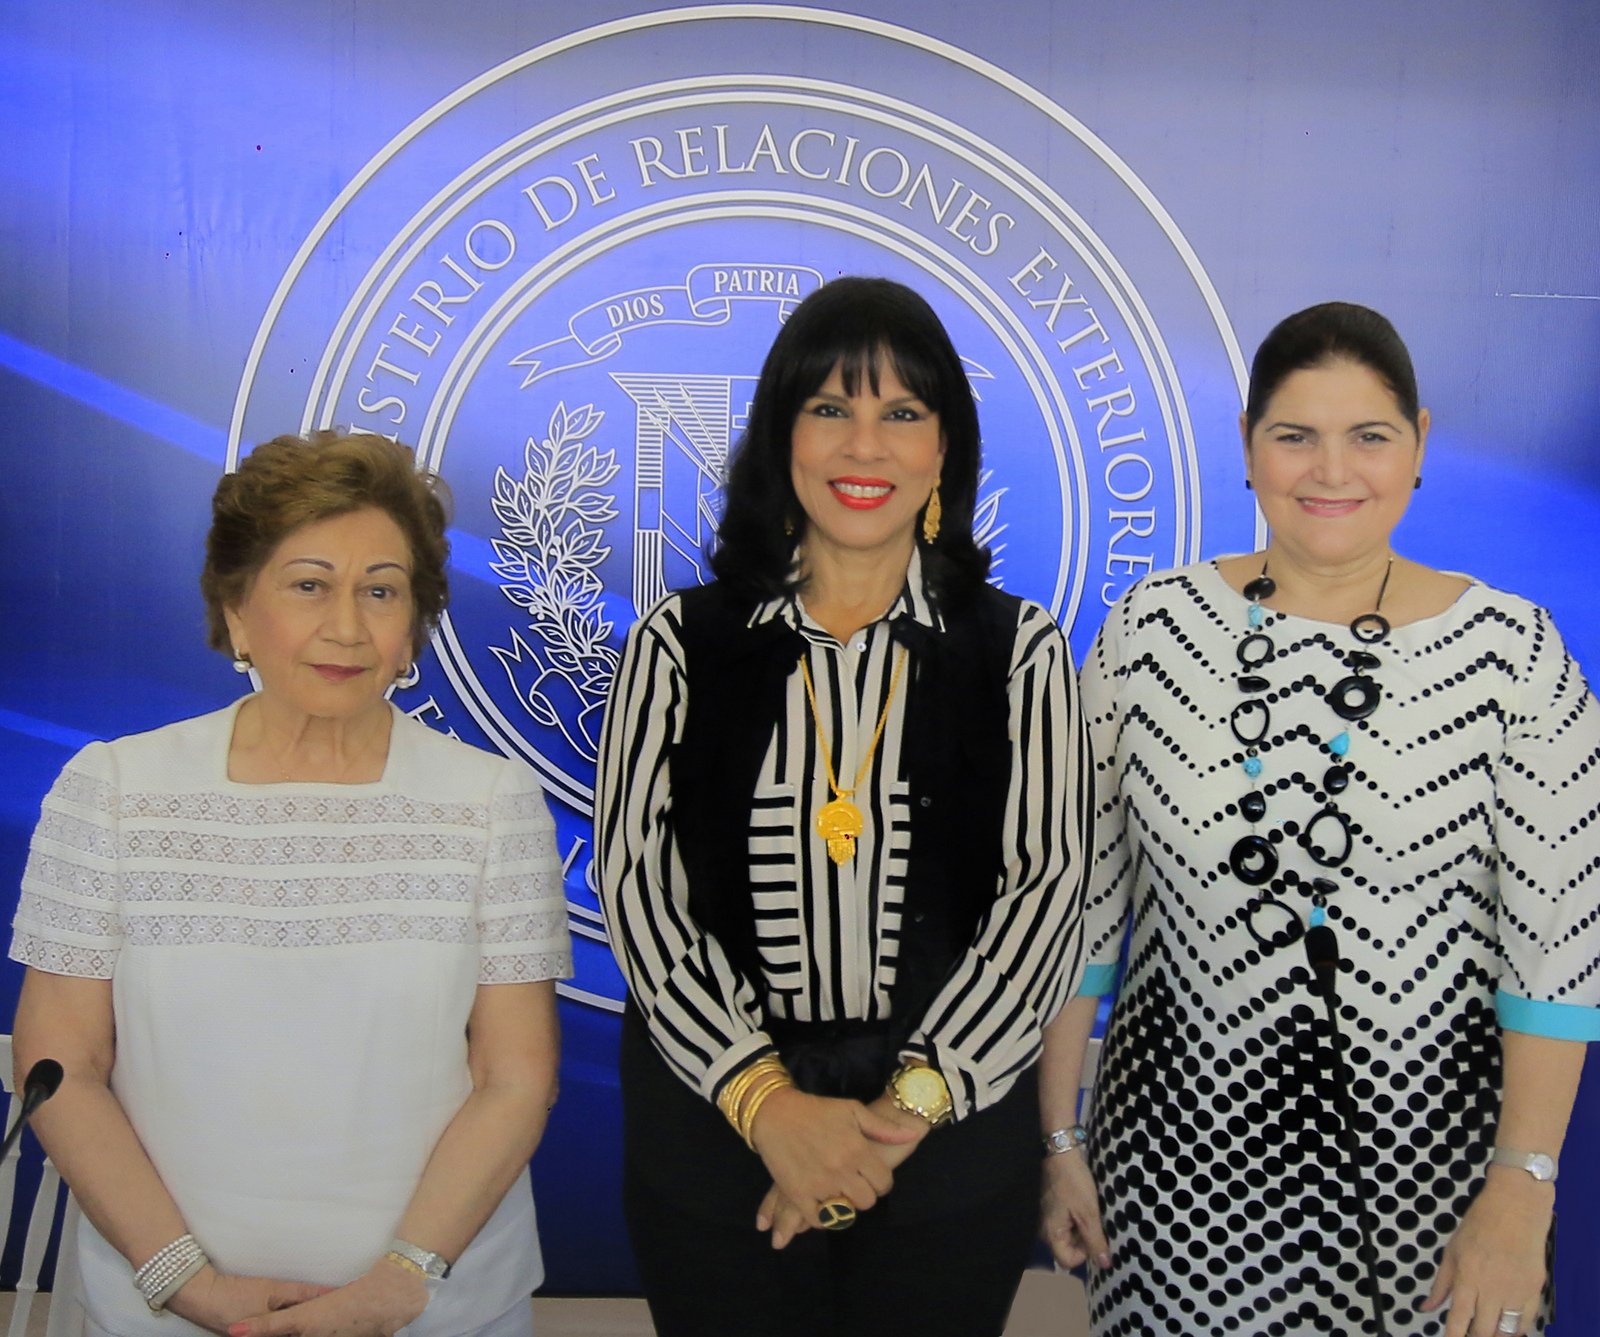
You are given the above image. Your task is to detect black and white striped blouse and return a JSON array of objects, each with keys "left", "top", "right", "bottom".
[{"left": 596, "top": 554, "right": 1092, "bottom": 1119}]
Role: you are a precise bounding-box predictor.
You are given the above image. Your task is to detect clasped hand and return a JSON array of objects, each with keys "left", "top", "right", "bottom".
[
  {"left": 203, "top": 1260, "right": 428, "bottom": 1337},
  {"left": 165, "top": 1270, "right": 331, "bottom": 1336},
  {"left": 749, "top": 1088, "right": 927, "bottom": 1248}
]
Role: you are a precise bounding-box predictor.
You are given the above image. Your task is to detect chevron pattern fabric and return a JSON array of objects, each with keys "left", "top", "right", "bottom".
[{"left": 1077, "top": 561, "right": 1600, "bottom": 1336}]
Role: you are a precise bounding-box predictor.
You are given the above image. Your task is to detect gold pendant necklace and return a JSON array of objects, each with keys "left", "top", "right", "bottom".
[{"left": 799, "top": 645, "right": 909, "bottom": 865}]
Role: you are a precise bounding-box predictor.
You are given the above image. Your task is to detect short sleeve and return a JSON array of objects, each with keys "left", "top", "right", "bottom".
[
  {"left": 1075, "top": 594, "right": 1136, "bottom": 998},
  {"left": 476, "top": 758, "right": 572, "bottom": 985},
  {"left": 1491, "top": 606, "right": 1600, "bottom": 1039},
  {"left": 10, "top": 741, "right": 125, "bottom": 979}
]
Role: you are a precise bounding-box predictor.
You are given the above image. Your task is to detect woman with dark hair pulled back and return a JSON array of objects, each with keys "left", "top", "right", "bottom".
[{"left": 1040, "top": 301, "right": 1600, "bottom": 1337}]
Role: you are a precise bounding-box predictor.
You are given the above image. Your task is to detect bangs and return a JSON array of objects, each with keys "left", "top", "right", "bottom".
[
  {"left": 711, "top": 274, "right": 990, "bottom": 601},
  {"left": 767, "top": 276, "right": 960, "bottom": 416},
  {"left": 833, "top": 339, "right": 945, "bottom": 410}
]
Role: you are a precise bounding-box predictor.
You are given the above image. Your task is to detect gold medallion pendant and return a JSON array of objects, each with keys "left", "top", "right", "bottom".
[
  {"left": 799, "top": 646, "right": 909, "bottom": 867},
  {"left": 816, "top": 797, "right": 865, "bottom": 865}
]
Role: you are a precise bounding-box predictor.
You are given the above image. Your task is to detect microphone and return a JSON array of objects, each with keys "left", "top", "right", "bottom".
[
  {"left": 0, "top": 1059, "right": 65, "bottom": 1162},
  {"left": 1303, "top": 923, "right": 1340, "bottom": 994},
  {"left": 1298, "top": 924, "right": 1391, "bottom": 1337}
]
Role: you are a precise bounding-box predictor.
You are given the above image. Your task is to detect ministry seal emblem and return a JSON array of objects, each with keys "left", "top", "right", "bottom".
[{"left": 231, "top": 7, "right": 1248, "bottom": 1010}]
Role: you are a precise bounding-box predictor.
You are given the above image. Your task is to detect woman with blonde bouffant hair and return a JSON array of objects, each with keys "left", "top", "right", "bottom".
[{"left": 11, "top": 430, "right": 571, "bottom": 1337}]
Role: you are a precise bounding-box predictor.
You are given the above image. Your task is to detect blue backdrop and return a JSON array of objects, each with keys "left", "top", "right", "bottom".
[{"left": 2, "top": 0, "right": 1598, "bottom": 1317}]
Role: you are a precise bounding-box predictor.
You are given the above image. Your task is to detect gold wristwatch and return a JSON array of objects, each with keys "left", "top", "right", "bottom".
[{"left": 888, "top": 1062, "right": 953, "bottom": 1127}]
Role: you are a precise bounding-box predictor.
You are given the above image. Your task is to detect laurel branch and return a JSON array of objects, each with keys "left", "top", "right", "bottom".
[
  {"left": 974, "top": 467, "right": 1008, "bottom": 577},
  {"left": 489, "top": 403, "right": 1010, "bottom": 760},
  {"left": 490, "top": 402, "right": 621, "bottom": 762}
]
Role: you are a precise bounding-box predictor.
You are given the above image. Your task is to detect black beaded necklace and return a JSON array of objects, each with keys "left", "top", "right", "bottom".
[{"left": 1230, "top": 556, "right": 1394, "bottom": 933}]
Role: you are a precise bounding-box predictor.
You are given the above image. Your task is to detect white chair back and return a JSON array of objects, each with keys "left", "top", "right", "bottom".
[{"left": 1, "top": 1035, "right": 83, "bottom": 1337}]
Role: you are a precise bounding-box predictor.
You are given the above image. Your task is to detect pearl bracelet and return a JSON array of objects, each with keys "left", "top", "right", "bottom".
[{"left": 134, "top": 1233, "right": 209, "bottom": 1311}]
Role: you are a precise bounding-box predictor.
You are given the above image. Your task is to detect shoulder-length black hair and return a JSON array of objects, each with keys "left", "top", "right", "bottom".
[
  {"left": 1245, "top": 301, "right": 1421, "bottom": 433},
  {"left": 709, "top": 275, "right": 990, "bottom": 604}
]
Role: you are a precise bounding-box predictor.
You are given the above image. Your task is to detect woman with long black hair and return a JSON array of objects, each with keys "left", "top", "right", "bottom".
[{"left": 597, "top": 276, "right": 1093, "bottom": 1336}]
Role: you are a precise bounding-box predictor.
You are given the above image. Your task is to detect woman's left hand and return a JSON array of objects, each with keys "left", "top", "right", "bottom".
[
  {"left": 755, "top": 1185, "right": 814, "bottom": 1249},
  {"left": 1419, "top": 1168, "right": 1552, "bottom": 1337},
  {"left": 1040, "top": 1149, "right": 1112, "bottom": 1271},
  {"left": 226, "top": 1260, "right": 428, "bottom": 1337}
]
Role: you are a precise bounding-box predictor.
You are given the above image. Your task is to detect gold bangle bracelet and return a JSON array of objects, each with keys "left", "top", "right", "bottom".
[
  {"left": 716, "top": 1056, "right": 791, "bottom": 1133},
  {"left": 717, "top": 1057, "right": 786, "bottom": 1116},
  {"left": 735, "top": 1073, "right": 792, "bottom": 1134},
  {"left": 738, "top": 1076, "right": 794, "bottom": 1149}
]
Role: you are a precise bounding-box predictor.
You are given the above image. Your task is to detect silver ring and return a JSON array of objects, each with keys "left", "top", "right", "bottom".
[{"left": 1497, "top": 1311, "right": 1522, "bottom": 1335}]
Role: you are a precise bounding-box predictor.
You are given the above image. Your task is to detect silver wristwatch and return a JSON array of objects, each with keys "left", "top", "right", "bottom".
[
  {"left": 388, "top": 1237, "right": 453, "bottom": 1279},
  {"left": 1489, "top": 1146, "right": 1558, "bottom": 1183}
]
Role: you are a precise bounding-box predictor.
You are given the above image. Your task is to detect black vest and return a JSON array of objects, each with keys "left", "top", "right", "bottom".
[{"left": 668, "top": 580, "right": 1020, "bottom": 1034}]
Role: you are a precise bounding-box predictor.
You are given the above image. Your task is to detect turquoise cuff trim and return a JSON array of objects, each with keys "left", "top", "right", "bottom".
[
  {"left": 1077, "top": 963, "right": 1119, "bottom": 997},
  {"left": 1496, "top": 988, "right": 1600, "bottom": 1041}
]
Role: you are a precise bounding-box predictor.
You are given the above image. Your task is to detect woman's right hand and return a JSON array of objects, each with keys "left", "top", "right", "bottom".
[
  {"left": 166, "top": 1267, "right": 331, "bottom": 1335},
  {"left": 1041, "top": 1152, "right": 1112, "bottom": 1271},
  {"left": 223, "top": 1259, "right": 429, "bottom": 1337},
  {"left": 748, "top": 1087, "right": 921, "bottom": 1221}
]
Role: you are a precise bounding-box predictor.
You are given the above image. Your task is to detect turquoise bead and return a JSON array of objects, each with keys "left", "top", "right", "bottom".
[
  {"left": 1248, "top": 604, "right": 1265, "bottom": 628},
  {"left": 1243, "top": 756, "right": 1263, "bottom": 777},
  {"left": 1310, "top": 905, "right": 1326, "bottom": 928},
  {"left": 1328, "top": 732, "right": 1350, "bottom": 756}
]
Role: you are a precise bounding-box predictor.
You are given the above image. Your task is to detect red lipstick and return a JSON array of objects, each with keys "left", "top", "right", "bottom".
[{"left": 829, "top": 477, "right": 894, "bottom": 510}]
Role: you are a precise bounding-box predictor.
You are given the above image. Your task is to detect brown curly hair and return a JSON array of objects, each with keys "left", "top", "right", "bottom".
[{"left": 201, "top": 431, "right": 451, "bottom": 659}]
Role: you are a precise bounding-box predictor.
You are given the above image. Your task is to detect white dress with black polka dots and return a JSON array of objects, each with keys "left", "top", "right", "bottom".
[{"left": 1076, "top": 561, "right": 1600, "bottom": 1337}]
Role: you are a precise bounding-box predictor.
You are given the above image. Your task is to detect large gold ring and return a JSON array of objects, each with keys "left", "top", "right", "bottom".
[{"left": 816, "top": 1198, "right": 857, "bottom": 1231}]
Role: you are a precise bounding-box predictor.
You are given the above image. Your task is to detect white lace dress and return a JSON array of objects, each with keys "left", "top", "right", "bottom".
[{"left": 10, "top": 700, "right": 572, "bottom": 1337}]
